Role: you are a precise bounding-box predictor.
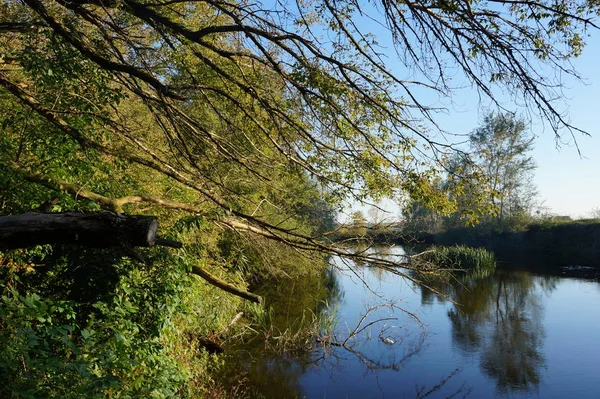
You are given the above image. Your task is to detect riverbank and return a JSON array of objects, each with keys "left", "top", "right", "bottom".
[
  {"left": 431, "top": 220, "right": 600, "bottom": 274},
  {"left": 336, "top": 219, "right": 600, "bottom": 276}
]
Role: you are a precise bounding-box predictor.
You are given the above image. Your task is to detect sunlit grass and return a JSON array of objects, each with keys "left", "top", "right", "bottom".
[{"left": 418, "top": 245, "right": 496, "bottom": 280}]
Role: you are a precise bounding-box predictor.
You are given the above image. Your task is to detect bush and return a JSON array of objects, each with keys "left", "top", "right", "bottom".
[{"left": 0, "top": 247, "right": 190, "bottom": 399}]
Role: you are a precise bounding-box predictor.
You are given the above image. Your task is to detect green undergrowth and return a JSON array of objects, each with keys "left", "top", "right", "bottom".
[
  {"left": 0, "top": 246, "right": 192, "bottom": 398},
  {"left": 0, "top": 221, "right": 331, "bottom": 398}
]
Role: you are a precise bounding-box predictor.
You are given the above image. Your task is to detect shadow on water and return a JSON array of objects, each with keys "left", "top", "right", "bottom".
[{"left": 216, "top": 246, "right": 600, "bottom": 398}]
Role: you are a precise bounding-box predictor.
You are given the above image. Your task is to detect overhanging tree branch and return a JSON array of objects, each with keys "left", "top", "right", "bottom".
[{"left": 190, "top": 265, "right": 262, "bottom": 304}]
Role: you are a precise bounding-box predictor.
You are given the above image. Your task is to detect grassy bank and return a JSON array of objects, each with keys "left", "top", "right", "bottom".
[
  {"left": 431, "top": 219, "right": 600, "bottom": 272},
  {"left": 416, "top": 245, "right": 496, "bottom": 281}
]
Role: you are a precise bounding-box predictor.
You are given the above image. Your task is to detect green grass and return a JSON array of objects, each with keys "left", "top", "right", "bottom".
[{"left": 418, "top": 245, "right": 496, "bottom": 279}]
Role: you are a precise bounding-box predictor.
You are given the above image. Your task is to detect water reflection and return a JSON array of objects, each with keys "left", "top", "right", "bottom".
[
  {"left": 219, "top": 247, "right": 600, "bottom": 398},
  {"left": 215, "top": 266, "right": 340, "bottom": 398},
  {"left": 316, "top": 302, "right": 429, "bottom": 373},
  {"left": 425, "top": 270, "right": 559, "bottom": 394}
]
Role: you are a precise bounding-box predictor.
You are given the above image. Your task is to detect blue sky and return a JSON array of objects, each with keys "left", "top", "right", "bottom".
[
  {"left": 443, "top": 34, "right": 600, "bottom": 218},
  {"left": 530, "top": 36, "right": 600, "bottom": 218},
  {"left": 338, "top": 17, "right": 600, "bottom": 221}
]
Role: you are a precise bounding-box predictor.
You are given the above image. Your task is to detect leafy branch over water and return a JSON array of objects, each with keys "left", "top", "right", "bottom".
[{"left": 1, "top": 0, "right": 600, "bottom": 396}]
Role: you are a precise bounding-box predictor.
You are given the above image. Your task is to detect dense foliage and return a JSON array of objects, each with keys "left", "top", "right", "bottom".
[{"left": 1, "top": 0, "right": 600, "bottom": 397}]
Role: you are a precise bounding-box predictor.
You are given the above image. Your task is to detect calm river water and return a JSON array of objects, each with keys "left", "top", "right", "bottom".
[{"left": 242, "top": 246, "right": 600, "bottom": 398}]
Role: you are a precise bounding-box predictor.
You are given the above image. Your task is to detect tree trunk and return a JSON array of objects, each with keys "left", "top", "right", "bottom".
[{"left": 0, "top": 212, "right": 158, "bottom": 250}]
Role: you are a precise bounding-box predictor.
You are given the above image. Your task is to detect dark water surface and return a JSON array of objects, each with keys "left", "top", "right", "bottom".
[{"left": 245, "top": 247, "right": 600, "bottom": 398}]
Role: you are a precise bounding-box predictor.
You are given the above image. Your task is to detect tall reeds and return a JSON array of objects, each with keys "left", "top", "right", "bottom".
[{"left": 418, "top": 245, "right": 496, "bottom": 279}]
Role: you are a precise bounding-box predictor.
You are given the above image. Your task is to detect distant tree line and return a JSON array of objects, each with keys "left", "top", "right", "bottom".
[{"left": 403, "top": 112, "right": 539, "bottom": 234}]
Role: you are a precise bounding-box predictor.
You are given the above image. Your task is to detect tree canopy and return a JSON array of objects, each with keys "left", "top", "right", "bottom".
[
  {"left": 469, "top": 112, "right": 537, "bottom": 221},
  {"left": 2, "top": 0, "right": 600, "bottom": 396},
  {"left": 2, "top": 0, "right": 598, "bottom": 258}
]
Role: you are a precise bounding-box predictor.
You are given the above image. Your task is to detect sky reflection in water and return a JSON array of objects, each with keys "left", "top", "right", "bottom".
[{"left": 249, "top": 247, "right": 600, "bottom": 398}]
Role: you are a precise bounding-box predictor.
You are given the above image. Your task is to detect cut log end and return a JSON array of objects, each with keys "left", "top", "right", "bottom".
[{"left": 147, "top": 219, "right": 158, "bottom": 246}]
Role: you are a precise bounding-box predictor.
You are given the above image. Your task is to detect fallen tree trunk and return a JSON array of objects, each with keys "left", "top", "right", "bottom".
[
  {"left": 1, "top": 212, "right": 262, "bottom": 303},
  {"left": 0, "top": 212, "right": 159, "bottom": 249}
]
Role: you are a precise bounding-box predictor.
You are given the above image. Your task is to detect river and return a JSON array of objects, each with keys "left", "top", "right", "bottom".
[{"left": 232, "top": 246, "right": 600, "bottom": 398}]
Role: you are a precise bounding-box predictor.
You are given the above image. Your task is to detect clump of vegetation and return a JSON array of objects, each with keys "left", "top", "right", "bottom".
[
  {"left": 1, "top": 0, "right": 598, "bottom": 396},
  {"left": 418, "top": 245, "right": 496, "bottom": 279},
  {"left": 0, "top": 247, "right": 194, "bottom": 398}
]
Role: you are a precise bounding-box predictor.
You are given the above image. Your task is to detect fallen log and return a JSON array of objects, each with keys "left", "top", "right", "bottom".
[
  {"left": 0, "top": 212, "right": 160, "bottom": 249},
  {"left": 0, "top": 212, "right": 262, "bottom": 303}
]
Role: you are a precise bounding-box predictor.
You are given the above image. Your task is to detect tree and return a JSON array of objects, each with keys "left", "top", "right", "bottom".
[
  {"left": 349, "top": 210, "right": 368, "bottom": 237},
  {"left": 404, "top": 113, "right": 538, "bottom": 230},
  {"left": 469, "top": 113, "right": 538, "bottom": 225},
  {"left": 1, "top": 1, "right": 598, "bottom": 258},
  {"left": 2, "top": 1, "right": 600, "bottom": 396}
]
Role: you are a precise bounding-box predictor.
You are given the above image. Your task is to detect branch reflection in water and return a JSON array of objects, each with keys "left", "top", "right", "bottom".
[
  {"left": 312, "top": 299, "right": 471, "bottom": 399},
  {"left": 216, "top": 244, "right": 474, "bottom": 398}
]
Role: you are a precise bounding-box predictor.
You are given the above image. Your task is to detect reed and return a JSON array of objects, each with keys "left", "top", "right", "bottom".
[{"left": 419, "top": 245, "right": 496, "bottom": 279}]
